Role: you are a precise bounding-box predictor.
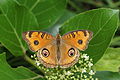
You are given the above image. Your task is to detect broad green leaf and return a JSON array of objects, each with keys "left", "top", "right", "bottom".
[
  {"left": 94, "top": 48, "right": 120, "bottom": 72},
  {"left": 60, "top": 8, "right": 119, "bottom": 63},
  {"left": 15, "top": 0, "right": 67, "bottom": 28},
  {"left": 0, "top": 53, "right": 43, "bottom": 80},
  {"left": 94, "top": 71, "right": 120, "bottom": 80},
  {"left": 0, "top": 0, "right": 39, "bottom": 56}
]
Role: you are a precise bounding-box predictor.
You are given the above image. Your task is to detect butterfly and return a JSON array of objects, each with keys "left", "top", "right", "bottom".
[{"left": 22, "top": 30, "right": 93, "bottom": 68}]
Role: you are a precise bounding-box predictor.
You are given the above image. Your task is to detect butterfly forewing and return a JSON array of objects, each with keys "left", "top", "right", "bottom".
[
  {"left": 22, "top": 31, "right": 55, "bottom": 52},
  {"left": 62, "top": 30, "right": 93, "bottom": 51}
]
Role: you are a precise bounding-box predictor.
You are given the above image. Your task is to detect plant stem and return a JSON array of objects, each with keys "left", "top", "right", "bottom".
[
  {"left": 115, "top": 2, "right": 120, "bottom": 7},
  {"left": 23, "top": 54, "right": 45, "bottom": 75},
  {"left": 68, "top": 0, "right": 81, "bottom": 11},
  {"left": 23, "top": 75, "right": 43, "bottom": 80},
  {"left": 78, "top": 0, "right": 104, "bottom": 7},
  {"left": 106, "top": 0, "right": 115, "bottom": 8}
]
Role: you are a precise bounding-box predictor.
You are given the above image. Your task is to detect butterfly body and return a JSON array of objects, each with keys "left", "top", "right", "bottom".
[{"left": 22, "top": 30, "right": 93, "bottom": 68}]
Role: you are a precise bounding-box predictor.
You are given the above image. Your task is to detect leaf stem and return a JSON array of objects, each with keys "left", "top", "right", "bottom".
[
  {"left": 115, "top": 2, "right": 120, "bottom": 7},
  {"left": 23, "top": 75, "right": 43, "bottom": 80},
  {"left": 78, "top": 0, "right": 104, "bottom": 7},
  {"left": 68, "top": 0, "right": 81, "bottom": 11},
  {"left": 23, "top": 54, "right": 45, "bottom": 75}
]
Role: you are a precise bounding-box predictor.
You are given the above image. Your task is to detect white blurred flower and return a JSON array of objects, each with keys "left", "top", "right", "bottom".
[
  {"left": 34, "top": 54, "right": 36, "bottom": 57},
  {"left": 90, "top": 58, "right": 93, "bottom": 61},
  {"left": 81, "top": 68, "right": 86, "bottom": 73},
  {"left": 82, "top": 54, "right": 89, "bottom": 61},
  {"left": 59, "top": 74, "right": 65, "bottom": 79},
  {"left": 35, "top": 61, "right": 40, "bottom": 66},
  {"left": 31, "top": 55, "right": 33, "bottom": 58},
  {"left": 89, "top": 70, "right": 95, "bottom": 75},
  {"left": 88, "top": 62, "right": 93, "bottom": 67},
  {"left": 83, "top": 75, "right": 87, "bottom": 78},
  {"left": 65, "top": 71, "right": 72, "bottom": 75}
]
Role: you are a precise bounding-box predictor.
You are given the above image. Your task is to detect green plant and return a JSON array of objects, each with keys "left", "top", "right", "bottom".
[{"left": 0, "top": 0, "right": 119, "bottom": 80}]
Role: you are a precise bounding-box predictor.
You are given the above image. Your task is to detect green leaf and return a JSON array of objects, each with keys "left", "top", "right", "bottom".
[
  {"left": 15, "top": 0, "right": 67, "bottom": 28},
  {"left": 56, "top": 10, "right": 76, "bottom": 24},
  {"left": 94, "top": 48, "right": 120, "bottom": 72},
  {"left": 0, "top": 0, "right": 39, "bottom": 56},
  {"left": 0, "top": 53, "right": 43, "bottom": 80},
  {"left": 110, "top": 36, "right": 120, "bottom": 47},
  {"left": 94, "top": 71, "right": 120, "bottom": 80},
  {"left": 45, "top": 10, "right": 76, "bottom": 36},
  {"left": 60, "top": 8, "right": 119, "bottom": 63}
]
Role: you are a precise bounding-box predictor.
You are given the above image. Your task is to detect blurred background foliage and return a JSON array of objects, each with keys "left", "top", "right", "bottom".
[{"left": 0, "top": 0, "right": 120, "bottom": 79}]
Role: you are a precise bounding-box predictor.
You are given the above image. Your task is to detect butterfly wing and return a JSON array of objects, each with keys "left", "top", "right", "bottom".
[
  {"left": 59, "top": 41, "right": 80, "bottom": 68},
  {"left": 37, "top": 42, "right": 58, "bottom": 68},
  {"left": 22, "top": 31, "right": 55, "bottom": 52},
  {"left": 62, "top": 30, "right": 93, "bottom": 51},
  {"left": 23, "top": 31, "right": 58, "bottom": 68}
]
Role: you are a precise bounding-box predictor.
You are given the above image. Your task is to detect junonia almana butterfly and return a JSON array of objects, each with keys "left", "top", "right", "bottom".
[{"left": 22, "top": 30, "right": 93, "bottom": 68}]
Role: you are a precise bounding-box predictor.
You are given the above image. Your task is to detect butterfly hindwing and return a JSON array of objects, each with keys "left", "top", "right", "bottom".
[
  {"left": 59, "top": 41, "right": 80, "bottom": 68},
  {"left": 37, "top": 43, "right": 58, "bottom": 68}
]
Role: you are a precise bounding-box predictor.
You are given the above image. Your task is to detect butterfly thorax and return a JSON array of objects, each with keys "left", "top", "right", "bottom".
[{"left": 56, "top": 34, "right": 61, "bottom": 44}]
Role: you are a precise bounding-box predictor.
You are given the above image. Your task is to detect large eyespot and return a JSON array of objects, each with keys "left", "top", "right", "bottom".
[
  {"left": 41, "top": 48, "right": 50, "bottom": 57},
  {"left": 34, "top": 40, "right": 39, "bottom": 45},
  {"left": 68, "top": 48, "right": 75, "bottom": 57}
]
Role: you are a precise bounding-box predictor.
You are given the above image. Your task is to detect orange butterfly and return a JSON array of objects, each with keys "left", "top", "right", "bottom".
[{"left": 22, "top": 30, "right": 93, "bottom": 68}]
